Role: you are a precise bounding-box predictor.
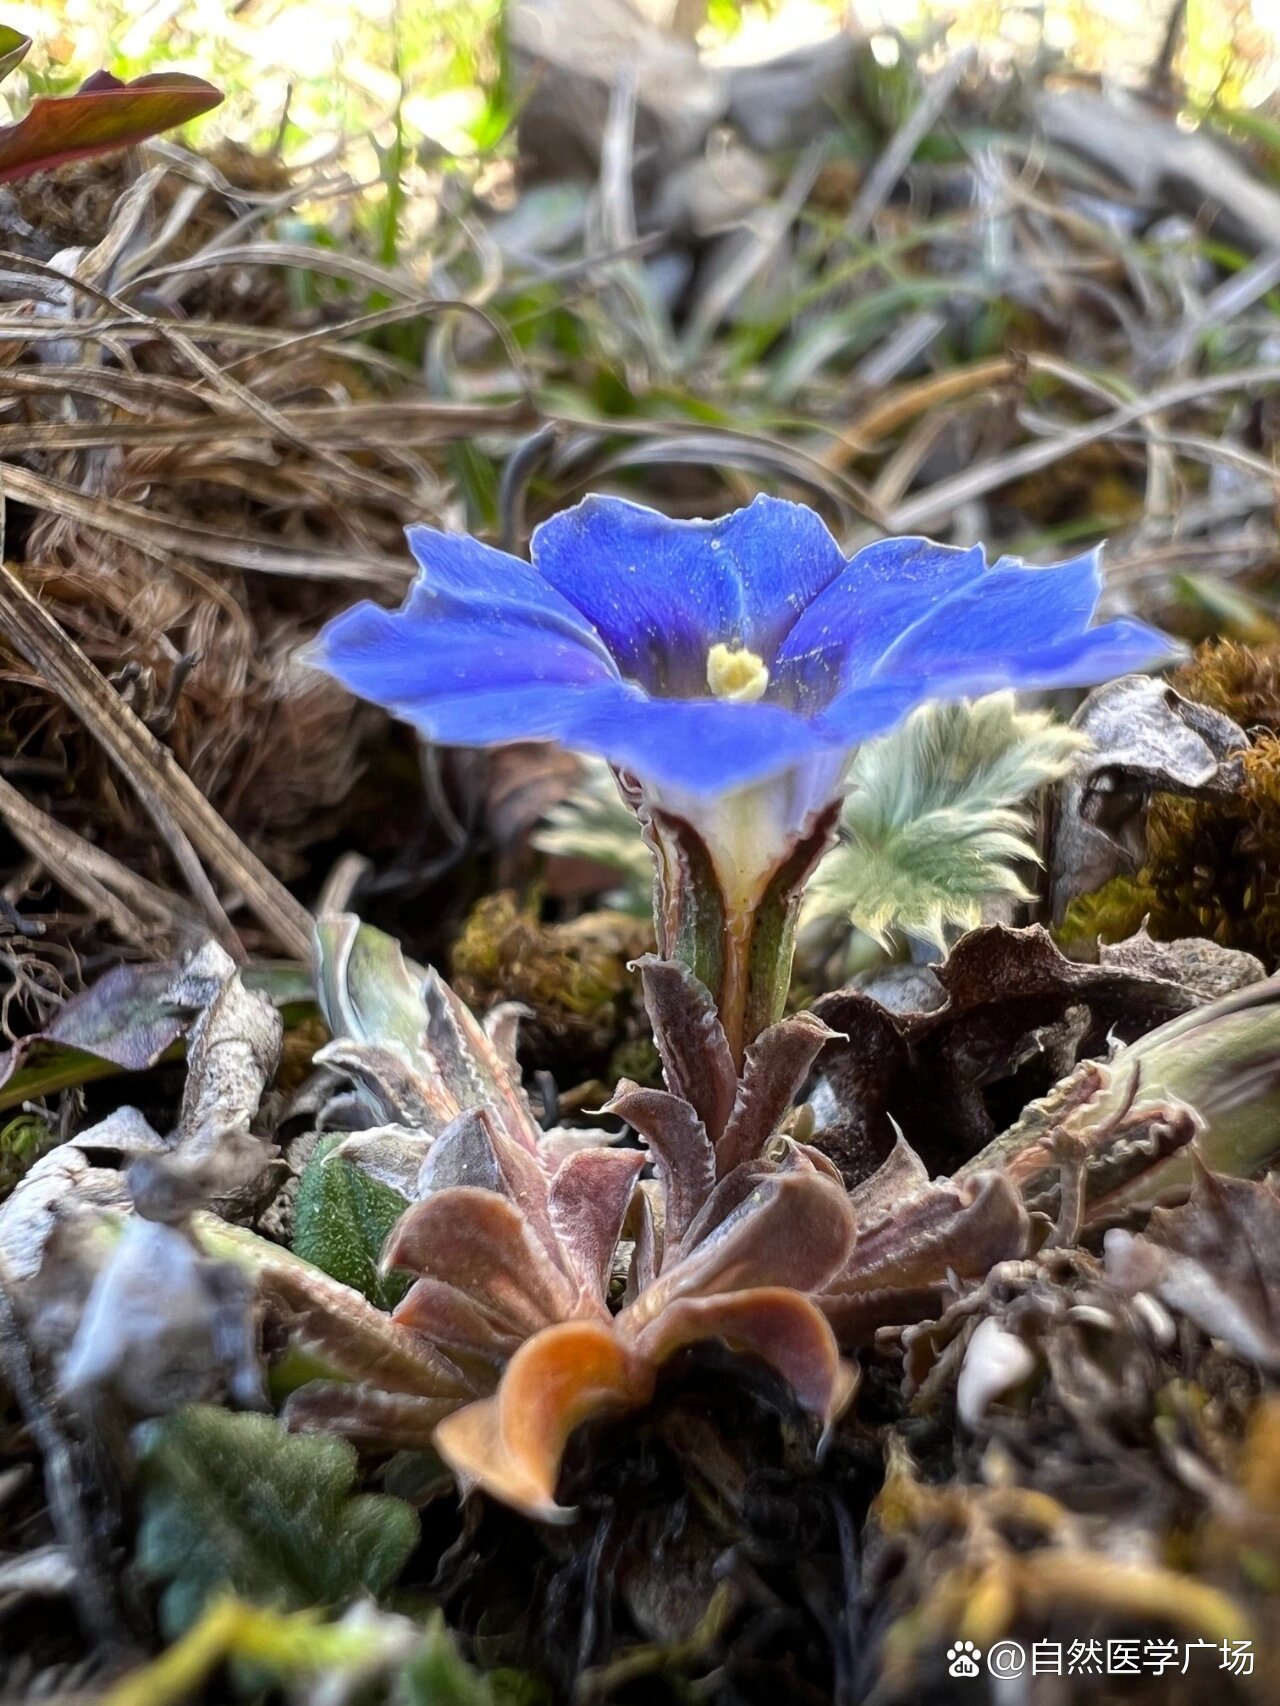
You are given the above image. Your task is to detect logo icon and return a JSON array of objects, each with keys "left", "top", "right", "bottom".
[{"left": 947, "top": 1641, "right": 982, "bottom": 1678}]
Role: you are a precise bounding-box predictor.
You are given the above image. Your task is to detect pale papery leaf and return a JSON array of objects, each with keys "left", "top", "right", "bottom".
[
  {"left": 420, "top": 967, "right": 543, "bottom": 1153},
  {"left": 1104, "top": 1163, "right": 1280, "bottom": 1368},
  {"left": 537, "top": 1124, "right": 626, "bottom": 1166},
  {"left": 314, "top": 916, "right": 542, "bottom": 1149},
  {"left": 636, "top": 956, "right": 737, "bottom": 1142},
  {"left": 715, "top": 1010, "right": 839, "bottom": 1177},
  {"left": 330, "top": 1125, "right": 433, "bottom": 1199},
  {"left": 482, "top": 1001, "right": 531, "bottom": 1081},
  {"left": 314, "top": 1040, "right": 459, "bottom": 1132},
  {"left": 603, "top": 1080, "right": 715, "bottom": 1245}
]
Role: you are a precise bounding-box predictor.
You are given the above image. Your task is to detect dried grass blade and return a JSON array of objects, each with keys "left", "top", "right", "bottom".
[
  {"left": 0, "top": 773, "right": 200, "bottom": 950},
  {"left": 0, "top": 558, "right": 313, "bottom": 960}
]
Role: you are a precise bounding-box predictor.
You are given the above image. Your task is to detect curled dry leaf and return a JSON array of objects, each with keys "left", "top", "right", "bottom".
[
  {"left": 60, "top": 1216, "right": 263, "bottom": 1415},
  {"left": 313, "top": 912, "right": 544, "bottom": 1161},
  {"left": 1047, "top": 676, "right": 1247, "bottom": 925},
  {"left": 1105, "top": 1164, "right": 1280, "bottom": 1368},
  {"left": 817, "top": 1137, "right": 1029, "bottom": 1341},
  {"left": 810, "top": 923, "right": 1202, "bottom": 1182},
  {"left": 962, "top": 973, "right": 1280, "bottom": 1227}
]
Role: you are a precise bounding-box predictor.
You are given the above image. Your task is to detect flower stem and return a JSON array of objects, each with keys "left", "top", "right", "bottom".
[{"left": 640, "top": 800, "right": 839, "bottom": 1065}]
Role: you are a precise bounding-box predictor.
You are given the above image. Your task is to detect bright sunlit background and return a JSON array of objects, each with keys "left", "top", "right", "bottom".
[{"left": 3, "top": 1, "right": 1280, "bottom": 168}]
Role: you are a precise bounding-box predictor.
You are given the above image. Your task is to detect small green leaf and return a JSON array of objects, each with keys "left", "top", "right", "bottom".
[
  {"left": 0, "top": 1111, "right": 54, "bottom": 1195},
  {"left": 0, "top": 26, "right": 31, "bottom": 84},
  {"left": 135, "top": 1406, "right": 419, "bottom": 1639},
  {"left": 402, "top": 1615, "right": 497, "bottom": 1706},
  {"left": 292, "top": 1134, "right": 410, "bottom": 1309},
  {"left": 806, "top": 693, "right": 1086, "bottom": 948}
]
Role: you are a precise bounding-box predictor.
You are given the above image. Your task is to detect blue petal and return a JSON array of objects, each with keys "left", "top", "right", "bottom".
[
  {"left": 403, "top": 525, "right": 614, "bottom": 660},
  {"left": 531, "top": 494, "right": 847, "bottom": 694},
  {"left": 818, "top": 616, "right": 1180, "bottom": 741},
  {"left": 313, "top": 598, "right": 617, "bottom": 742},
  {"left": 915, "top": 616, "right": 1183, "bottom": 697},
  {"left": 773, "top": 538, "right": 988, "bottom": 701},
  {"left": 557, "top": 683, "right": 836, "bottom": 795},
  {"left": 814, "top": 679, "right": 938, "bottom": 745},
  {"left": 871, "top": 549, "right": 1104, "bottom": 679}
]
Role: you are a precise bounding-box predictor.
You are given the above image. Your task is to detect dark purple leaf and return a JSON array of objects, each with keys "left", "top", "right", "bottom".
[
  {"left": 715, "top": 1009, "right": 838, "bottom": 1177},
  {"left": 604, "top": 1080, "right": 715, "bottom": 1245},
  {"left": 0, "top": 71, "right": 223, "bottom": 186},
  {"left": 636, "top": 955, "right": 737, "bottom": 1141}
]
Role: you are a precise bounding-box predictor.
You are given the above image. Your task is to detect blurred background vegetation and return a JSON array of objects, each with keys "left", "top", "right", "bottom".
[{"left": 6, "top": 2, "right": 1280, "bottom": 168}]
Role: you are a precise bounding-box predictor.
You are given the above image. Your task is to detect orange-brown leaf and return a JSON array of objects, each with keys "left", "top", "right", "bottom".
[{"left": 433, "top": 1319, "right": 651, "bottom": 1521}]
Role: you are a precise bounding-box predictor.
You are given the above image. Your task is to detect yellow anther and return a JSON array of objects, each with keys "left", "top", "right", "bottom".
[{"left": 706, "top": 642, "right": 769, "bottom": 703}]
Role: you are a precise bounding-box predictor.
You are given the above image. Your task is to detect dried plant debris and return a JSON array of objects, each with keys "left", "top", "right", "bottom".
[
  {"left": 450, "top": 891, "right": 654, "bottom": 1080},
  {"left": 2, "top": 905, "right": 1279, "bottom": 1700},
  {"left": 1048, "top": 676, "right": 1247, "bottom": 926},
  {"left": 808, "top": 922, "right": 1204, "bottom": 1183},
  {"left": 1106, "top": 1167, "right": 1280, "bottom": 1370},
  {"left": 1061, "top": 649, "right": 1280, "bottom": 964}
]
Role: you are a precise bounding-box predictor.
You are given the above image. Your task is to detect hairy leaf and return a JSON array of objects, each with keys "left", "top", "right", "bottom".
[
  {"left": 807, "top": 692, "right": 1085, "bottom": 947},
  {"left": 135, "top": 1406, "right": 419, "bottom": 1637},
  {"left": 292, "top": 1134, "right": 410, "bottom": 1309}
]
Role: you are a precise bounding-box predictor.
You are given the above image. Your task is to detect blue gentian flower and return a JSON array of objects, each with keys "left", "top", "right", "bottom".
[
  {"left": 314, "top": 494, "right": 1176, "bottom": 857},
  {"left": 313, "top": 494, "right": 1179, "bottom": 1055}
]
